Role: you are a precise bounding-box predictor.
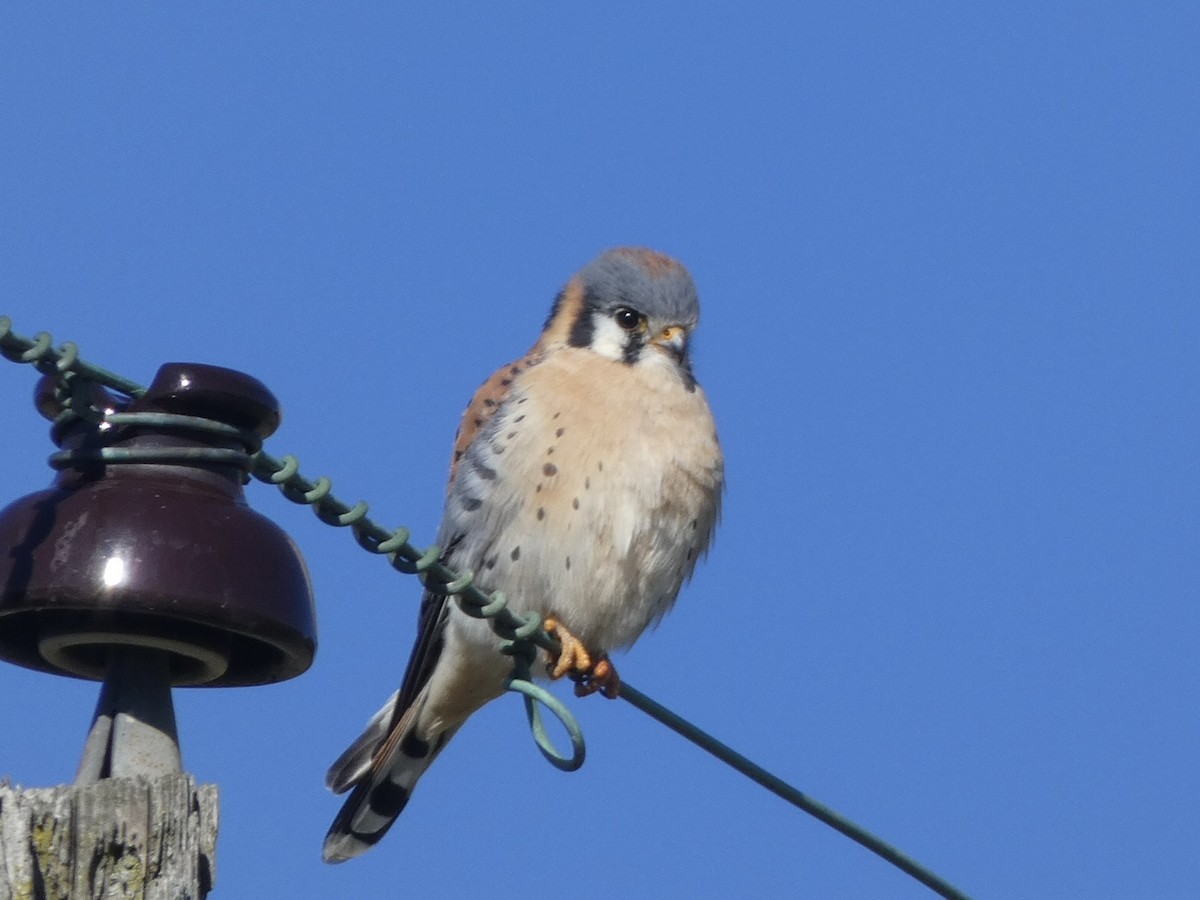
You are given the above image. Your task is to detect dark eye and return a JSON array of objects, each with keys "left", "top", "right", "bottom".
[{"left": 614, "top": 308, "right": 642, "bottom": 331}]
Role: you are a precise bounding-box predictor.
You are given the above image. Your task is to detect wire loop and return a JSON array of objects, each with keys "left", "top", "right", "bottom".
[
  {"left": 56, "top": 341, "right": 79, "bottom": 373},
  {"left": 392, "top": 543, "right": 439, "bottom": 575},
  {"left": 20, "top": 331, "right": 52, "bottom": 364},
  {"left": 266, "top": 453, "right": 300, "bottom": 483},
  {"left": 45, "top": 410, "right": 259, "bottom": 473},
  {"left": 302, "top": 476, "right": 333, "bottom": 505},
  {"left": 373, "top": 527, "right": 411, "bottom": 555},
  {"left": 505, "top": 675, "right": 586, "bottom": 772},
  {"left": 474, "top": 590, "right": 510, "bottom": 619},
  {"left": 334, "top": 501, "right": 369, "bottom": 527},
  {"left": 437, "top": 568, "right": 474, "bottom": 595}
]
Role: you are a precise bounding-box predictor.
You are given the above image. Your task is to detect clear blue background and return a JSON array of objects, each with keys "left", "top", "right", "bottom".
[{"left": 2, "top": 4, "right": 1197, "bottom": 898}]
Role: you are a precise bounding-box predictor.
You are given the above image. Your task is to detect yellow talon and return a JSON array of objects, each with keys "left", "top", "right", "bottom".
[
  {"left": 544, "top": 617, "right": 590, "bottom": 678},
  {"left": 544, "top": 617, "right": 621, "bottom": 700}
]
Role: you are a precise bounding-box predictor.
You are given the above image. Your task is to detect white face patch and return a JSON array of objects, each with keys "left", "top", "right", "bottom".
[{"left": 589, "top": 313, "right": 636, "bottom": 362}]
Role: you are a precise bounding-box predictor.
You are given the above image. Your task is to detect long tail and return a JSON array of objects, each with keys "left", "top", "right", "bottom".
[{"left": 323, "top": 687, "right": 459, "bottom": 863}]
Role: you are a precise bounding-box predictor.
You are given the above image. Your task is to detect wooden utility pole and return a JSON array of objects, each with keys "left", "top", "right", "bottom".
[{"left": 0, "top": 775, "right": 217, "bottom": 900}]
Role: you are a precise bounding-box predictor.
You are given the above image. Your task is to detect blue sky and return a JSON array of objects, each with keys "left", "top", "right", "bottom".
[{"left": 2, "top": 4, "right": 1197, "bottom": 897}]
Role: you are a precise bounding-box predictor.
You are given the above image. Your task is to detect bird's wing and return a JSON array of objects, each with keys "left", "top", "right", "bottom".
[
  {"left": 386, "top": 354, "right": 539, "bottom": 728},
  {"left": 324, "top": 355, "right": 531, "bottom": 799}
]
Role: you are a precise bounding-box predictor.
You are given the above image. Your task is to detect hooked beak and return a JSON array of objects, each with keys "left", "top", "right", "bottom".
[{"left": 651, "top": 324, "right": 688, "bottom": 362}]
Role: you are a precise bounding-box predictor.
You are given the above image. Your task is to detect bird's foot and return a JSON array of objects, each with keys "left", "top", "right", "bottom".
[
  {"left": 574, "top": 656, "right": 620, "bottom": 699},
  {"left": 543, "top": 617, "right": 621, "bottom": 699}
]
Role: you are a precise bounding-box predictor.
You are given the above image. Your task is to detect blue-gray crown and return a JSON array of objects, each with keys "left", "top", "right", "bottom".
[{"left": 577, "top": 248, "right": 700, "bottom": 327}]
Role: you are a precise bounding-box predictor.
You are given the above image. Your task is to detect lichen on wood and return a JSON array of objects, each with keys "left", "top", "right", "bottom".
[{"left": 0, "top": 776, "right": 216, "bottom": 900}]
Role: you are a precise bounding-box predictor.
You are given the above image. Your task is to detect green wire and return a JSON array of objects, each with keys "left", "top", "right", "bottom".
[{"left": 619, "top": 683, "right": 972, "bottom": 900}]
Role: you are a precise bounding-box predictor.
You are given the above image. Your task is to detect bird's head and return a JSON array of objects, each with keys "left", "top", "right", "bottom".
[{"left": 538, "top": 247, "right": 701, "bottom": 383}]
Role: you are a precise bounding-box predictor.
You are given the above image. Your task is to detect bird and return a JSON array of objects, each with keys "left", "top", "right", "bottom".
[{"left": 323, "top": 247, "right": 724, "bottom": 863}]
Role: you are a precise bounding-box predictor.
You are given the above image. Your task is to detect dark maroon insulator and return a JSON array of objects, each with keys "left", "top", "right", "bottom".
[{"left": 0, "top": 363, "right": 316, "bottom": 686}]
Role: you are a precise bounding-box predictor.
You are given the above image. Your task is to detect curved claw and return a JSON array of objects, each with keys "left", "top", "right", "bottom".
[
  {"left": 545, "top": 616, "right": 591, "bottom": 678},
  {"left": 572, "top": 657, "right": 621, "bottom": 699},
  {"left": 544, "top": 617, "right": 621, "bottom": 700}
]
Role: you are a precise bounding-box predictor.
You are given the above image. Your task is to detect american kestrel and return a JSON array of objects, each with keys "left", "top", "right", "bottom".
[{"left": 323, "top": 247, "right": 724, "bottom": 862}]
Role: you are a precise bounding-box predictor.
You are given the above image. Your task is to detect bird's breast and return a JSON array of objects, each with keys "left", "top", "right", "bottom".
[{"left": 447, "top": 349, "right": 722, "bottom": 655}]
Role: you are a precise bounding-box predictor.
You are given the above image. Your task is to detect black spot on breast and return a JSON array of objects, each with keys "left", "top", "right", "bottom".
[
  {"left": 547, "top": 447, "right": 554, "bottom": 455},
  {"left": 543, "top": 463, "right": 557, "bottom": 477},
  {"left": 553, "top": 412, "right": 561, "bottom": 420},
  {"left": 474, "top": 462, "right": 497, "bottom": 481},
  {"left": 686, "top": 548, "right": 695, "bottom": 561},
  {"left": 485, "top": 554, "right": 498, "bottom": 570},
  {"left": 515, "top": 414, "right": 525, "bottom": 423},
  {"left": 473, "top": 417, "right": 484, "bottom": 427},
  {"left": 537, "top": 507, "right": 545, "bottom": 521},
  {"left": 462, "top": 497, "right": 482, "bottom": 512},
  {"left": 555, "top": 427, "right": 565, "bottom": 437},
  {"left": 597, "top": 461, "right": 604, "bottom": 472},
  {"left": 491, "top": 443, "right": 506, "bottom": 455},
  {"left": 690, "top": 518, "right": 698, "bottom": 530},
  {"left": 484, "top": 398, "right": 496, "bottom": 408},
  {"left": 565, "top": 556, "right": 571, "bottom": 571},
  {"left": 572, "top": 497, "right": 579, "bottom": 510},
  {"left": 511, "top": 546, "right": 521, "bottom": 561},
  {"left": 507, "top": 431, "right": 518, "bottom": 439},
  {"left": 584, "top": 476, "right": 590, "bottom": 490},
  {"left": 501, "top": 378, "right": 512, "bottom": 387}
]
